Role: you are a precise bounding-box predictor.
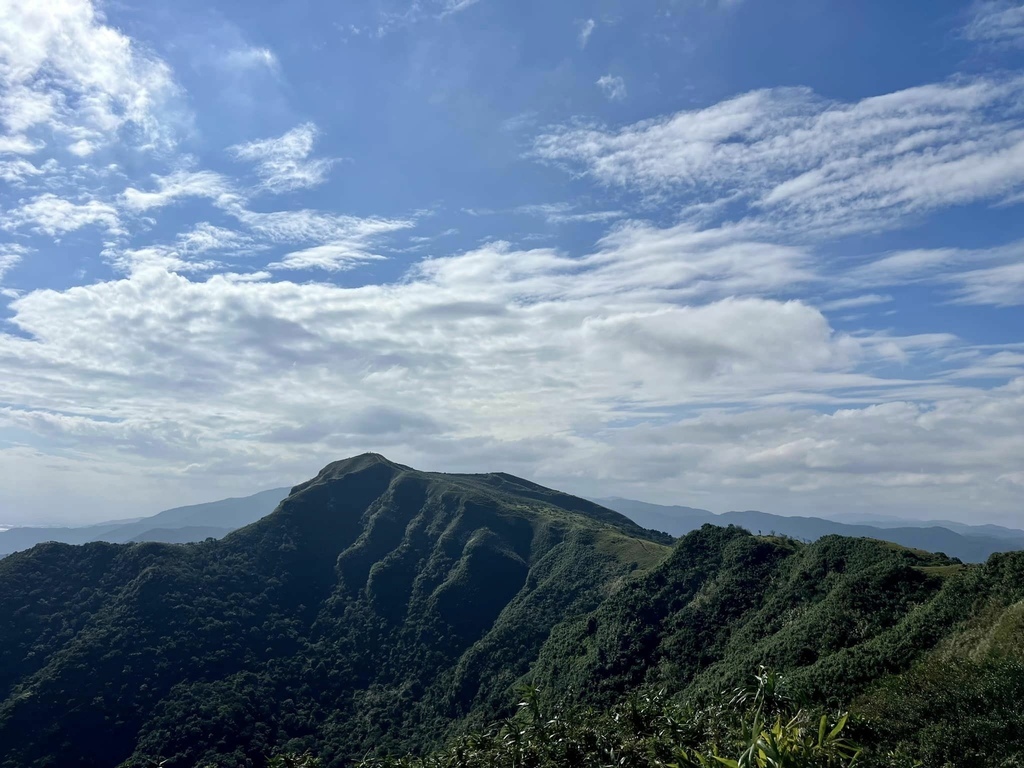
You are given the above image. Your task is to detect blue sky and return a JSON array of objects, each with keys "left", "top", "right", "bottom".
[{"left": 0, "top": 0, "right": 1023, "bottom": 525}]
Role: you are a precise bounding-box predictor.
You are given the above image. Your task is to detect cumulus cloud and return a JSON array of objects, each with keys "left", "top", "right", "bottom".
[
  {"left": 230, "top": 123, "right": 336, "bottom": 193},
  {"left": 0, "top": 0, "right": 183, "bottom": 149},
  {"left": 0, "top": 243, "right": 854, "bottom": 453},
  {"left": 0, "top": 232, "right": 1018, "bottom": 523},
  {"left": 535, "top": 77, "right": 1024, "bottom": 235}
]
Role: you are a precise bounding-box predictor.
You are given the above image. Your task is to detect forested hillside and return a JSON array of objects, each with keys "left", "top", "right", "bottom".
[{"left": 0, "top": 454, "right": 1022, "bottom": 767}]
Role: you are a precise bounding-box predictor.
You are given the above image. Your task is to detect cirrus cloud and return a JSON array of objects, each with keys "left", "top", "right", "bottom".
[{"left": 535, "top": 77, "right": 1024, "bottom": 235}]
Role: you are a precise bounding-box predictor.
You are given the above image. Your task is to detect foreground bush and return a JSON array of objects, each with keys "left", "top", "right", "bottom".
[{"left": 353, "top": 669, "right": 919, "bottom": 768}]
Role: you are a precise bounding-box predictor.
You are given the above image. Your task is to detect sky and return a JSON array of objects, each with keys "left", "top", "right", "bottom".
[{"left": 0, "top": 0, "right": 1023, "bottom": 526}]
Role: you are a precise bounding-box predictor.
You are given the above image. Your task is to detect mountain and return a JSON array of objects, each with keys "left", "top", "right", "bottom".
[
  {"left": 0, "top": 455, "right": 1022, "bottom": 767},
  {"left": 596, "top": 497, "right": 1024, "bottom": 563},
  {"left": 849, "top": 516, "right": 1024, "bottom": 541},
  {"left": 0, "top": 454, "right": 671, "bottom": 768},
  {"left": 820, "top": 511, "right": 1024, "bottom": 540},
  {"left": 127, "top": 525, "right": 235, "bottom": 543},
  {"left": 0, "top": 487, "right": 290, "bottom": 557}
]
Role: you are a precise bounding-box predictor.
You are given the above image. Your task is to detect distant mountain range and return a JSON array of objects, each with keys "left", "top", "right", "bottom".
[
  {"left": 0, "top": 487, "right": 290, "bottom": 557},
  {"left": 3, "top": 483, "right": 1021, "bottom": 564},
  {"left": 595, "top": 497, "right": 1024, "bottom": 563}
]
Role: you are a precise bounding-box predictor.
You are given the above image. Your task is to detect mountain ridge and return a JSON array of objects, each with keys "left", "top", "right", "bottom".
[
  {"left": 596, "top": 496, "right": 1024, "bottom": 563},
  {"left": 1, "top": 456, "right": 1022, "bottom": 767},
  {"left": 0, "top": 486, "right": 291, "bottom": 557}
]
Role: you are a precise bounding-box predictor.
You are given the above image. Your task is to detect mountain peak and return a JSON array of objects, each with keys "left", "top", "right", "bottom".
[
  {"left": 293, "top": 452, "right": 409, "bottom": 490},
  {"left": 326, "top": 452, "right": 405, "bottom": 472}
]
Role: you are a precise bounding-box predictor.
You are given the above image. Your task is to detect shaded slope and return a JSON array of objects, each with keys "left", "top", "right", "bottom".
[{"left": 0, "top": 454, "right": 669, "bottom": 768}]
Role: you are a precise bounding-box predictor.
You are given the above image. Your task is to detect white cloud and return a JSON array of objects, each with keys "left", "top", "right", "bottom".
[
  {"left": 596, "top": 74, "right": 627, "bottom": 101},
  {"left": 0, "top": 243, "right": 27, "bottom": 282},
  {"left": 0, "top": 234, "right": 1017, "bottom": 523},
  {"left": 964, "top": 1, "right": 1024, "bottom": 47},
  {"left": 578, "top": 19, "right": 596, "bottom": 48},
  {"left": 515, "top": 202, "right": 624, "bottom": 224},
  {"left": 1, "top": 193, "right": 120, "bottom": 235},
  {"left": 0, "top": 0, "right": 183, "bottom": 149},
  {"left": 0, "top": 86, "right": 57, "bottom": 133},
  {"left": 121, "top": 169, "right": 234, "bottom": 212},
  {"left": 820, "top": 294, "right": 893, "bottom": 311},
  {"left": 270, "top": 243, "right": 386, "bottom": 271},
  {"left": 946, "top": 349, "right": 1024, "bottom": 380},
  {"left": 1, "top": 213, "right": 1022, "bottom": 523},
  {"left": 0, "top": 246, "right": 853, "bottom": 456},
  {"left": 227, "top": 205, "right": 414, "bottom": 248},
  {"left": 0, "top": 157, "right": 46, "bottom": 184},
  {"left": 265, "top": 216, "right": 415, "bottom": 270},
  {"left": 846, "top": 239, "right": 1024, "bottom": 306},
  {"left": 67, "top": 139, "right": 95, "bottom": 157},
  {"left": 230, "top": 123, "right": 336, "bottom": 193},
  {"left": 849, "top": 247, "right": 963, "bottom": 284},
  {"left": 441, "top": 0, "right": 481, "bottom": 16},
  {"left": 568, "top": 384, "right": 1024, "bottom": 522},
  {"left": 535, "top": 76, "right": 1024, "bottom": 235},
  {"left": 176, "top": 223, "right": 252, "bottom": 254},
  {"left": 0, "top": 134, "right": 43, "bottom": 154},
  {"left": 952, "top": 261, "right": 1024, "bottom": 306},
  {"left": 223, "top": 46, "right": 279, "bottom": 72},
  {"left": 104, "top": 245, "right": 221, "bottom": 275},
  {"left": 581, "top": 221, "right": 818, "bottom": 300}
]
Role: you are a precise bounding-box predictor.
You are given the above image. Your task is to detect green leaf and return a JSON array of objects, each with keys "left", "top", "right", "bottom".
[{"left": 828, "top": 712, "right": 850, "bottom": 741}]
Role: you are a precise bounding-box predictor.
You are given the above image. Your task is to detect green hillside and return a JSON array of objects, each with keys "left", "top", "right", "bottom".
[
  {"left": 0, "top": 454, "right": 669, "bottom": 767},
  {"left": 0, "top": 454, "right": 1021, "bottom": 767}
]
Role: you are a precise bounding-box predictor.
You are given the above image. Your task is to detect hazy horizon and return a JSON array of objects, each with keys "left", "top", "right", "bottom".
[{"left": 2, "top": 454, "right": 1020, "bottom": 529}]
